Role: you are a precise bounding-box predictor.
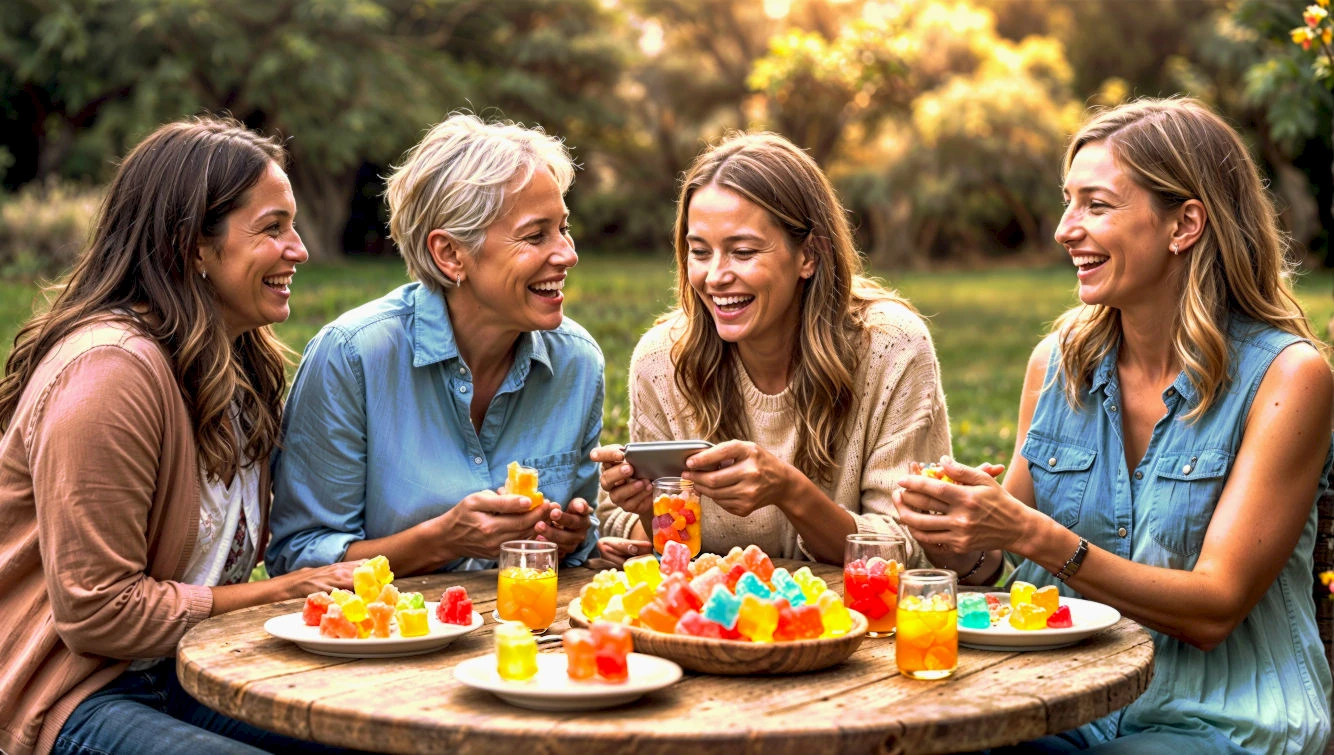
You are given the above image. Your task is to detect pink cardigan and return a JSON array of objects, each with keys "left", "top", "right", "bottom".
[{"left": 0, "top": 318, "right": 269, "bottom": 755}]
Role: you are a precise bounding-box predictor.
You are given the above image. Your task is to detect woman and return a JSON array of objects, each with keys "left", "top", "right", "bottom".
[
  {"left": 595, "top": 131, "right": 984, "bottom": 576},
  {"left": 896, "top": 98, "right": 1333, "bottom": 753},
  {"left": 266, "top": 113, "right": 600, "bottom": 577},
  {"left": 0, "top": 118, "right": 357, "bottom": 755}
]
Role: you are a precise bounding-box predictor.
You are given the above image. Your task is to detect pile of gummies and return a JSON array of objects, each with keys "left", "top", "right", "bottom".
[
  {"left": 301, "top": 555, "right": 475, "bottom": 639},
  {"left": 957, "top": 581, "right": 1072, "bottom": 630},
  {"left": 651, "top": 488, "right": 703, "bottom": 556},
  {"left": 494, "top": 620, "right": 633, "bottom": 683},
  {"left": 578, "top": 541, "right": 856, "bottom": 642}
]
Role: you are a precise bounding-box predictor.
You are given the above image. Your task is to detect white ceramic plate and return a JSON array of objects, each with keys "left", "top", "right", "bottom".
[
  {"left": 264, "top": 604, "right": 483, "bottom": 658},
  {"left": 958, "top": 593, "right": 1121, "bottom": 652},
  {"left": 453, "top": 652, "right": 682, "bottom": 711}
]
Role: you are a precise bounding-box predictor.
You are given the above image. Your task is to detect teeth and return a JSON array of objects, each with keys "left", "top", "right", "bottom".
[
  {"left": 712, "top": 295, "right": 753, "bottom": 307},
  {"left": 531, "top": 279, "right": 564, "bottom": 292},
  {"left": 263, "top": 275, "right": 292, "bottom": 286},
  {"left": 1072, "top": 256, "right": 1107, "bottom": 267}
]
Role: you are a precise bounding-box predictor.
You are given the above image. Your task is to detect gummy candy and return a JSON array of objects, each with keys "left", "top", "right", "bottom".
[
  {"left": 724, "top": 564, "right": 748, "bottom": 592},
  {"left": 957, "top": 593, "right": 991, "bottom": 630},
  {"left": 775, "top": 602, "right": 824, "bottom": 641},
  {"left": 601, "top": 594, "right": 628, "bottom": 623},
  {"left": 563, "top": 628, "right": 596, "bottom": 680},
  {"left": 720, "top": 546, "right": 746, "bottom": 571},
  {"left": 621, "top": 582, "right": 655, "bottom": 620},
  {"left": 740, "top": 545, "right": 775, "bottom": 582},
  {"left": 1033, "top": 585, "right": 1059, "bottom": 616},
  {"left": 737, "top": 594, "right": 779, "bottom": 642},
  {"left": 495, "top": 621, "right": 538, "bottom": 681},
  {"left": 319, "top": 603, "right": 358, "bottom": 639},
  {"left": 1009, "top": 602, "right": 1049, "bottom": 630},
  {"left": 817, "top": 591, "right": 855, "bottom": 637},
  {"left": 365, "top": 555, "right": 394, "bottom": 586},
  {"left": 688, "top": 552, "right": 723, "bottom": 577},
  {"left": 438, "top": 585, "right": 473, "bottom": 625},
  {"left": 303, "top": 591, "right": 333, "bottom": 626},
  {"left": 397, "top": 607, "right": 429, "bottom": 637},
  {"left": 580, "top": 569, "right": 629, "bottom": 619},
  {"left": 701, "top": 584, "right": 743, "bottom": 630},
  {"left": 911, "top": 461, "right": 956, "bottom": 484},
  {"left": 1046, "top": 605, "right": 1073, "bottom": 629},
  {"left": 735, "top": 572, "right": 774, "bottom": 601},
  {"left": 651, "top": 487, "right": 703, "bottom": 557},
  {"left": 1010, "top": 581, "right": 1036, "bottom": 607},
  {"left": 676, "top": 610, "right": 726, "bottom": 638},
  {"left": 791, "top": 566, "right": 828, "bottom": 603},
  {"left": 353, "top": 562, "right": 381, "bottom": 603},
  {"left": 661, "top": 576, "right": 704, "bottom": 618},
  {"left": 505, "top": 461, "right": 545, "bottom": 510},
  {"left": 844, "top": 557, "right": 899, "bottom": 634},
  {"left": 367, "top": 601, "right": 394, "bottom": 638},
  {"left": 623, "top": 556, "right": 663, "bottom": 591},
  {"left": 376, "top": 583, "right": 400, "bottom": 608},
  {"left": 660, "top": 540, "right": 691, "bottom": 577},
  {"left": 590, "top": 621, "right": 633, "bottom": 683},
  {"left": 340, "top": 594, "right": 369, "bottom": 624},
  {"left": 770, "top": 568, "right": 807, "bottom": 607},
  {"left": 637, "top": 601, "right": 680, "bottom": 633},
  {"left": 689, "top": 566, "right": 727, "bottom": 603}
]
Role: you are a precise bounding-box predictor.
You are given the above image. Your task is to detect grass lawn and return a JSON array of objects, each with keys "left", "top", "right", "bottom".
[{"left": 2, "top": 256, "right": 1332, "bottom": 466}]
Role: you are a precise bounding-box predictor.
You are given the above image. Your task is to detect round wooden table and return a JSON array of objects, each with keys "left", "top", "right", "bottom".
[{"left": 178, "top": 560, "right": 1153, "bottom": 754}]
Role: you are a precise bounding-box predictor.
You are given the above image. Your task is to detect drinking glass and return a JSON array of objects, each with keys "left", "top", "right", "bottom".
[
  {"left": 843, "top": 533, "right": 907, "bottom": 637},
  {"left": 895, "top": 568, "right": 958, "bottom": 680},
  {"left": 496, "top": 540, "right": 558, "bottom": 633}
]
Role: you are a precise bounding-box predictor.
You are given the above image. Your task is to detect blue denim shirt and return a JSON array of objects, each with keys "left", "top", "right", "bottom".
[
  {"left": 266, "top": 283, "right": 602, "bottom": 575},
  {"left": 1012, "top": 316, "right": 1333, "bottom": 754}
]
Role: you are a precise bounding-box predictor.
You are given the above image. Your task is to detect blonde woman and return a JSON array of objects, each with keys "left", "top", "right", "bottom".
[
  {"left": 897, "top": 98, "right": 1333, "bottom": 753},
  {"left": 594, "top": 132, "right": 985, "bottom": 577}
]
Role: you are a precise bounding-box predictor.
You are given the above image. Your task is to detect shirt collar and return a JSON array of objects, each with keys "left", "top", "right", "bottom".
[
  {"left": 1086, "top": 337, "right": 1200, "bottom": 406},
  {"left": 409, "top": 284, "right": 553, "bottom": 375}
]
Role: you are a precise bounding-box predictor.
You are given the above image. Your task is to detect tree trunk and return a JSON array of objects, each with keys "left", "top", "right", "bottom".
[{"left": 288, "top": 157, "right": 357, "bottom": 261}]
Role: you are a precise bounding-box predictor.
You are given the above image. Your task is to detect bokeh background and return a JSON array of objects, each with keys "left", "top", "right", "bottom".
[{"left": 1, "top": 0, "right": 1331, "bottom": 461}]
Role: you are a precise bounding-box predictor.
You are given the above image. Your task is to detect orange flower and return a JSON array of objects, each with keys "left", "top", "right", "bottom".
[
  {"left": 1293, "top": 26, "right": 1317, "bottom": 49},
  {"left": 1306, "top": 4, "right": 1329, "bottom": 27}
]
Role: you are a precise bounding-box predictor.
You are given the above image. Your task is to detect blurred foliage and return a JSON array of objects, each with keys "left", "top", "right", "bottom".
[
  {"left": 1, "top": 0, "right": 1331, "bottom": 269},
  {"left": 0, "top": 178, "right": 101, "bottom": 277}
]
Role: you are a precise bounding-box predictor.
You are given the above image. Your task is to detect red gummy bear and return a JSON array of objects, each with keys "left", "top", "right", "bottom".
[
  {"left": 676, "top": 610, "right": 725, "bottom": 638},
  {"left": 740, "top": 545, "right": 775, "bottom": 582},
  {"left": 662, "top": 579, "right": 704, "bottom": 618},
  {"left": 303, "top": 591, "right": 333, "bottom": 627},
  {"left": 437, "top": 586, "right": 473, "bottom": 625},
  {"left": 590, "top": 621, "right": 633, "bottom": 682},
  {"left": 1046, "top": 605, "right": 1073, "bottom": 629}
]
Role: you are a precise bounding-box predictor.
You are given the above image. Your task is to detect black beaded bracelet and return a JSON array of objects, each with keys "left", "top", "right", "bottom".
[
  {"left": 1054, "top": 537, "right": 1089, "bottom": 582},
  {"left": 959, "top": 550, "right": 989, "bottom": 582}
]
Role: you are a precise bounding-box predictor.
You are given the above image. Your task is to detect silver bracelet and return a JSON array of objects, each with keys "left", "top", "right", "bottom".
[{"left": 1054, "top": 538, "right": 1089, "bottom": 582}]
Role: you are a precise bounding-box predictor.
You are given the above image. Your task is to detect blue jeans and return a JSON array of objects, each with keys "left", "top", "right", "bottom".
[
  {"left": 55, "top": 660, "right": 345, "bottom": 755},
  {"left": 989, "top": 726, "right": 1249, "bottom": 754}
]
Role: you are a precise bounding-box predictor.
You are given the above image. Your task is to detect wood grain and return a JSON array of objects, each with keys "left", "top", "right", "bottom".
[{"left": 177, "top": 560, "right": 1154, "bottom": 755}]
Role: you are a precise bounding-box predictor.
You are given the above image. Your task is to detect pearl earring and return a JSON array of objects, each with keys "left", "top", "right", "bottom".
[{"left": 201, "top": 270, "right": 208, "bottom": 280}]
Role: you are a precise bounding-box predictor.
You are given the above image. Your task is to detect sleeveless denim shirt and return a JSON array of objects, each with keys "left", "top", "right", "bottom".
[{"left": 1011, "top": 316, "right": 1333, "bottom": 754}]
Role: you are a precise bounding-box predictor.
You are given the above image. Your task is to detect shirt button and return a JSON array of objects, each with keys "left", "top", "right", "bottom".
[
  {"left": 1049, "top": 457, "right": 1058, "bottom": 467},
  {"left": 1117, "top": 527, "right": 1128, "bottom": 538},
  {"left": 458, "top": 366, "right": 466, "bottom": 375},
  {"left": 473, "top": 456, "right": 484, "bottom": 465},
  {"left": 1166, "top": 388, "right": 1176, "bottom": 397},
  {"left": 1109, "top": 405, "right": 1118, "bottom": 413},
  {"left": 1134, "top": 470, "right": 1143, "bottom": 480},
  {"left": 459, "top": 385, "right": 469, "bottom": 394},
  {"left": 1182, "top": 464, "right": 1192, "bottom": 474}
]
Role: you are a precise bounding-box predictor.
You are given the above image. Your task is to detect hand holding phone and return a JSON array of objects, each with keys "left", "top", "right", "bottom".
[{"left": 622, "top": 440, "right": 714, "bottom": 481}]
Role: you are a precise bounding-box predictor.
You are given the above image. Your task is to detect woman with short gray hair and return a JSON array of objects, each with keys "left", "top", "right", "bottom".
[{"left": 267, "top": 113, "right": 602, "bottom": 576}]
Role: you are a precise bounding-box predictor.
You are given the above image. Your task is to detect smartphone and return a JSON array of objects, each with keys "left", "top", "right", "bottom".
[{"left": 622, "top": 440, "right": 714, "bottom": 481}]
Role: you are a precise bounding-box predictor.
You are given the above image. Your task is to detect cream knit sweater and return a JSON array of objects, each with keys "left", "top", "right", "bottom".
[{"left": 597, "top": 300, "right": 951, "bottom": 566}]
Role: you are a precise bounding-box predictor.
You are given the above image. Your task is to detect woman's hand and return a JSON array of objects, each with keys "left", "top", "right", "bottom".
[
  {"left": 893, "top": 457, "right": 1034, "bottom": 554},
  {"left": 536, "top": 498, "right": 593, "bottom": 558},
  {"left": 592, "top": 536, "right": 654, "bottom": 568},
  {"left": 590, "top": 444, "right": 653, "bottom": 517},
  {"left": 281, "top": 559, "right": 364, "bottom": 597},
  {"left": 680, "top": 440, "right": 796, "bottom": 517}
]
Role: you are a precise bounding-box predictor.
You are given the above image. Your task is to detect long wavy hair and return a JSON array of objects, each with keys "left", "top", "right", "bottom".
[
  {"left": 670, "top": 131, "right": 912, "bottom": 484},
  {"left": 0, "top": 116, "right": 292, "bottom": 483},
  {"left": 1053, "top": 98, "right": 1329, "bottom": 419}
]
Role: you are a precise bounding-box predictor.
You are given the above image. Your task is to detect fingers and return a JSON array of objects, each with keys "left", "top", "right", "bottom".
[
  {"left": 469, "top": 491, "right": 538, "bottom": 516},
  {"left": 685, "top": 439, "right": 748, "bottom": 471},
  {"left": 601, "top": 463, "right": 644, "bottom": 494},
  {"left": 589, "top": 444, "right": 626, "bottom": 465},
  {"left": 937, "top": 456, "right": 995, "bottom": 486}
]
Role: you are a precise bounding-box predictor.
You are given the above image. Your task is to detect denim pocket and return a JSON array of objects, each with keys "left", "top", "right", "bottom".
[
  {"left": 1149, "top": 448, "right": 1231, "bottom": 557},
  {"left": 1020, "top": 432, "right": 1097, "bottom": 528},
  {"left": 519, "top": 450, "right": 579, "bottom": 487}
]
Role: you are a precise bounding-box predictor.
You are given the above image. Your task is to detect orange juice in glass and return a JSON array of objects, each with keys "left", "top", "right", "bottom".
[
  {"left": 895, "top": 569, "right": 958, "bottom": 680},
  {"left": 496, "top": 540, "right": 558, "bottom": 633}
]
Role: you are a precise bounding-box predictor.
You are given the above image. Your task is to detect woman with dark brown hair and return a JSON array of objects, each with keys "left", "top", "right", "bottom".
[{"left": 0, "top": 117, "right": 356, "bottom": 755}]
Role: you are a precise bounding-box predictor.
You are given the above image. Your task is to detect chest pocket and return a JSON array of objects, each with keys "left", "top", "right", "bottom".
[
  {"left": 518, "top": 450, "right": 579, "bottom": 491},
  {"left": 1020, "top": 433, "right": 1096, "bottom": 529},
  {"left": 1149, "top": 448, "right": 1231, "bottom": 557}
]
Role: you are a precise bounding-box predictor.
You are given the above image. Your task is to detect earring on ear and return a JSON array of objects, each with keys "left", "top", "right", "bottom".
[
  {"left": 201, "top": 269, "right": 208, "bottom": 280},
  {"left": 1170, "top": 243, "right": 1179, "bottom": 255},
  {"left": 455, "top": 273, "right": 463, "bottom": 286}
]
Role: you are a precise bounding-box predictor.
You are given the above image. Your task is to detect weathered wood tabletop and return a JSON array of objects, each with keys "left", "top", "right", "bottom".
[{"left": 178, "top": 559, "right": 1153, "bottom": 755}]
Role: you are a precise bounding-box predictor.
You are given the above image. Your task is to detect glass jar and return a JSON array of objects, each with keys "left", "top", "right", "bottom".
[
  {"left": 650, "top": 477, "right": 702, "bottom": 557},
  {"left": 895, "top": 568, "right": 959, "bottom": 680}
]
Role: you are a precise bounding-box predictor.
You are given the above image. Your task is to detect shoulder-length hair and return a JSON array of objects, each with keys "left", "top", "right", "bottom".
[
  {"left": 1053, "top": 98, "right": 1328, "bottom": 419},
  {"left": 0, "top": 116, "right": 292, "bottom": 483},
  {"left": 670, "top": 131, "right": 911, "bottom": 484}
]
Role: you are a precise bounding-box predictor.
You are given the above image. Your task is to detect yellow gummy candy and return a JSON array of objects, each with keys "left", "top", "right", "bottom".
[
  {"left": 623, "top": 555, "right": 663, "bottom": 591},
  {"left": 1010, "top": 581, "right": 1036, "bottom": 607},
  {"left": 366, "top": 555, "right": 394, "bottom": 585},
  {"left": 340, "top": 594, "right": 369, "bottom": 624},
  {"left": 817, "top": 591, "right": 854, "bottom": 637},
  {"left": 1009, "top": 603, "right": 1049, "bottom": 630},
  {"left": 495, "top": 621, "right": 538, "bottom": 681},
  {"left": 621, "top": 582, "right": 654, "bottom": 620},
  {"left": 792, "top": 566, "right": 828, "bottom": 602},
  {"left": 601, "top": 594, "right": 628, "bottom": 623},
  {"left": 506, "top": 461, "right": 543, "bottom": 510},
  {"left": 330, "top": 588, "right": 354, "bottom": 606},
  {"left": 398, "top": 607, "right": 429, "bottom": 637},
  {"left": 353, "top": 564, "right": 380, "bottom": 603}
]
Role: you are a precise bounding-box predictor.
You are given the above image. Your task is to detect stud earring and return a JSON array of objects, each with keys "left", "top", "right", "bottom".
[
  {"left": 1170, "top": 243, "right": 1179, "bottom": 255},
  {"left": 201, "top": 269, "right": 208, "bottom": 280}
]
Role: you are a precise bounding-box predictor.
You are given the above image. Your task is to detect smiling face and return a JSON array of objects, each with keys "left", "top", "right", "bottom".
[
  {"left": 685, "top": 184, "right": 814, "bottom": 355},
  {"left": 1056, "top": 141, "right": 1180, "bottom": 313},
  {"left": 201, "top": 161, "right": 308, "bottom": 339},
  {"left": 453, "top": 167, "right": 576, "bottom": 336}
]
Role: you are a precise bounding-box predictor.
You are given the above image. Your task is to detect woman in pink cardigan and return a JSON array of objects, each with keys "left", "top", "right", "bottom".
[{"left": 0, "top": 118, "right": 357, "bottom": 755}]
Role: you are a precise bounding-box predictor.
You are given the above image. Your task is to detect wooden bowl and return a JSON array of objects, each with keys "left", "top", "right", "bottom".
[{"left": 567, "top": 598, "right": 868, "bottom": 675}]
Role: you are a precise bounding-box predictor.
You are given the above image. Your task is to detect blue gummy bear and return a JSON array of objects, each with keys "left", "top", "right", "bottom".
[
  {"left": 957, "top": 593, "right": 988, "bottom": 613},
  {"left": 701, "top": 585, "right": 742, "bottom": 630},
  {"left": 735, "top": 572, "right": 774, "bottom": 601},
  {"left": 770, "top": 569, "right": 806, "bottom": 607},
  {"left": 959, "top": 609, "right": 991, "bottom": 629}
]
